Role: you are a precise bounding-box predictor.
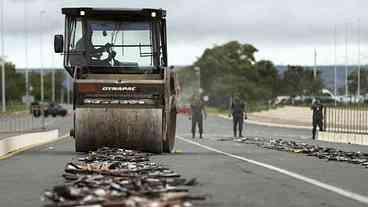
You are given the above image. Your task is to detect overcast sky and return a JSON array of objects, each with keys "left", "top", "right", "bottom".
[{"left": 1, "top": 0, "right": 368, "bottom": 68}]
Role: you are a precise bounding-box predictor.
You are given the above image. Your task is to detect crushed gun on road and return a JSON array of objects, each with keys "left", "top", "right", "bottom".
[
  {"left": 223, "top": 137, "right": 368, "bottom": 168},
  {"left": 42, "top": 147, "right": 206, "bottom": 207}
]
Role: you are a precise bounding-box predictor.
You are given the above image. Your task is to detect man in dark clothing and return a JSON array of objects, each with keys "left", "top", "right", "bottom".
[
  {"left": 190, "top": 95, "right": 207, "bottom": 139},
  {"left": 71, "top": 25, "right": 115, "bottom": 66},
  {"left": 311, "top": 100, "right": 324, "bottom": 140},
  {"left": 231, "top": 97, "right": 247, "bottom": 138}
]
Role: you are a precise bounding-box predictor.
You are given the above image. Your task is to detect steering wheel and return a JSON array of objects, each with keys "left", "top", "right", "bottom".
[{"left": 89, "top": 43, "right": 116, "bottom": 66}]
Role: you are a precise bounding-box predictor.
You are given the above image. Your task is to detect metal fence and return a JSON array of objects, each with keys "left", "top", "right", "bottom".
[
  {"left": 0, "top": 114, "right": 73, "bottom": 134},
  {"left": 0, "top": 104, "right": 73, "bottom": 138},
  {"left": 0, "top": 115, "right": 45, "bottom": 133},
  {"left": 324, "top": 104, "right": 368, "bottom": 135}
]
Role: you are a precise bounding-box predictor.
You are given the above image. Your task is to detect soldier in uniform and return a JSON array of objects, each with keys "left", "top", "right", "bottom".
[
  {"left": 311, "top": 99, "right": 324, "bottom": 140},
  {"left": 190, "top": 95, "right": 207, "bottom": 139},
  {"left": 230, "top": 96, "right": 247, "bottom": 138}
]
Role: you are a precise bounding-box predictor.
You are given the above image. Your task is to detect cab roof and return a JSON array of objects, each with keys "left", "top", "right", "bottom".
[{"left": 61, "top": 7, "right": 166, "bottom": 19}]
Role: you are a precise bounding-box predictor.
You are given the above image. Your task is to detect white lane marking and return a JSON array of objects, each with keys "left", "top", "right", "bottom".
[{"left": 177, "top": 136, "right": 368, "bottom": 205}]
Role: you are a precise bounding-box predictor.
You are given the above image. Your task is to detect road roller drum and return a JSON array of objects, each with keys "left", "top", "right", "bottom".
[{"left": 75, "top": 108, "right": 163, "bottom": 153}]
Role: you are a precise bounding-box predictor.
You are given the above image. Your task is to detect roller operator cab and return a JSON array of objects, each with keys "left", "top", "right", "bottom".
[{"left": 54, "top": 8, "right": 178, "bottom": 153}]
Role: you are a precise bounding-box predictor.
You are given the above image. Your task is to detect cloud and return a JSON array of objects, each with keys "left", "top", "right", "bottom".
[
  {"left": 3, "top": 0, "right": 63, "bottom": 35},
  {"left": 164, "top": 0, "right": 368, "bottom": 46},
  {"left": 5, "top": 0, "right": 367, "bottom": 44},
  {"left": 2, "top": 0, "right": 368, "bottom": 67}
]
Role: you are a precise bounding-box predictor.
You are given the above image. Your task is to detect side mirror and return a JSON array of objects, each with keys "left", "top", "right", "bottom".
[
  {"left": 169, "top": 65, "right": 175, "bottom": 70},
  {"left": 54, "top": 35, "right": 64, "bottom": 53}
]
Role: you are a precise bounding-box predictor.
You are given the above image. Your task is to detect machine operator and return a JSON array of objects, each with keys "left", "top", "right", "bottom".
[{"left": 72, "top": 25, "right": 116, "bottom": 66}]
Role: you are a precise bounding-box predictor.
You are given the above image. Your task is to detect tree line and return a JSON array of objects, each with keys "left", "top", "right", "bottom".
[
  {"left": 176, "top": 41, "right": 324, "bottom": 108},
  {"left": 0, "top": 59, "right": 69, "bottom": 105}
]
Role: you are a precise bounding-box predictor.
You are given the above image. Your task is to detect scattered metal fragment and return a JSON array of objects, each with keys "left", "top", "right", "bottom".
[
  {"left": 233, "top": 137, "right": 368, "bottom": 168},
  {"left": 216, "top": 138, "right": 234, "bottom": 142},
  {"left": 42, "top": 147, "right": 205, "bottom": 207}
]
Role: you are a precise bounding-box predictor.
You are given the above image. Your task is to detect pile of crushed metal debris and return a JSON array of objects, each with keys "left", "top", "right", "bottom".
[
  {"left": 42, "top": 147, "right": 205, "bottom": 207},
  {"left": 231, "top": 137, "right": 368, "bottom": 167}
]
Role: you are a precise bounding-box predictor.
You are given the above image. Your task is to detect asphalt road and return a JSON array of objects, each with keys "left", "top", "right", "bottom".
[{"left": 1, "top": 115, "right": 368, "bottom": 207}]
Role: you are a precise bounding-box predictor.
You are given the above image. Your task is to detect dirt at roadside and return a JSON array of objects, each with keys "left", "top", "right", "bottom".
[{"left": 247, "top": 106, "right": 312, "bottom": 127}]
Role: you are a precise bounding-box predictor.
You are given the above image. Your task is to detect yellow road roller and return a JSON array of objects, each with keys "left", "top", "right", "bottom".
[{"left": 54, "top": 8, "right": 177, "bottom": 153}]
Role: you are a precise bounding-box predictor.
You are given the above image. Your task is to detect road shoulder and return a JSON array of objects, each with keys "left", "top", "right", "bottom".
[{"left": 0, "top": 130, "right": 68, "bottom": 160}]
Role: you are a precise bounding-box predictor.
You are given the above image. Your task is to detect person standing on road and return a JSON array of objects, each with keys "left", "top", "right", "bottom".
[
  {"left": 190, "top": 95, "right": 207, "bottom": 139},
  {"left": 230, "top": 97, "right": 247, "bottom": 138},
  {"left": 311, "top": 99, "right": 324, "bottom": 140}
]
